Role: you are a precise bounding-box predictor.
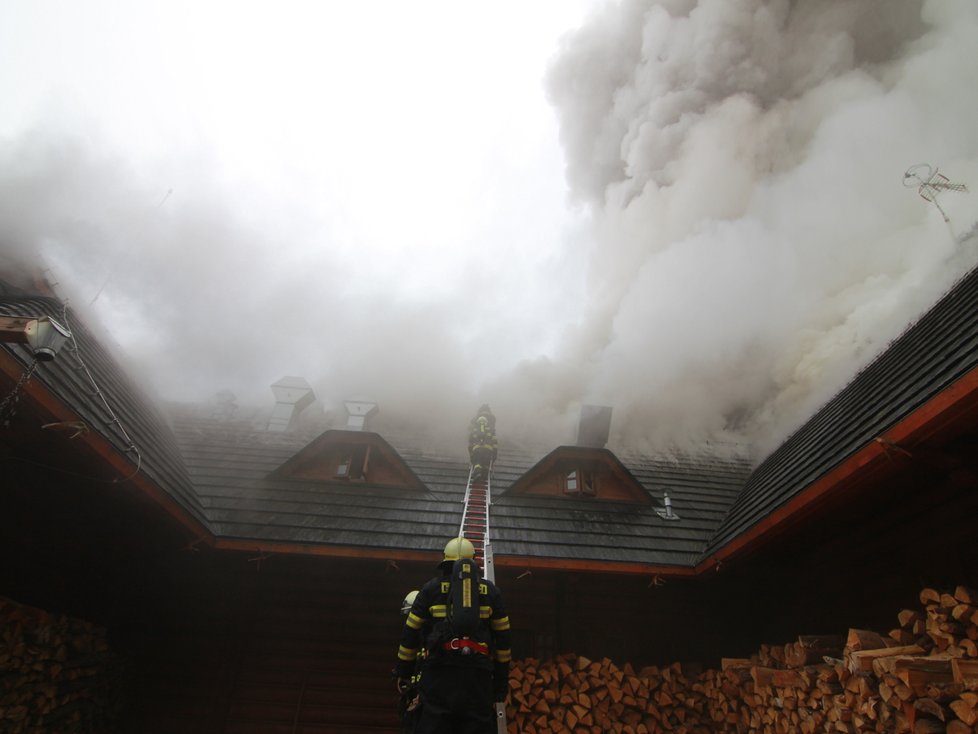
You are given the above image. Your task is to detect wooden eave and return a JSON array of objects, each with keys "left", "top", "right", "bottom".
[
  {"left": 268, "top": 428, "right": 426, "bottom": 490},
  {"left": 695, "top": 363, "right": 978, "bottom": 573},
  {"left": 493, "top": 553, "right": 697, "bottom": 577},
  {"left": 503, "top": 445, "right": 654, "bottom": 504},
  {"left": 212, "top": 537, "right": 442, "bottom": 564},
  {"left": 0, "top": 348, "right": 209, "bottom": 547}
]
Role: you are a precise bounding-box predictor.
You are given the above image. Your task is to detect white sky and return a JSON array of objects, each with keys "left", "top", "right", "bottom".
[
  {"left": 2, "top": 0, "right": 977, "bottom": 457},
  {"left": 0, "top": 0, "right": 594, "bottom": 390},
  {"left": 2, "top": 0, "right": 591, "bottom": 284}
]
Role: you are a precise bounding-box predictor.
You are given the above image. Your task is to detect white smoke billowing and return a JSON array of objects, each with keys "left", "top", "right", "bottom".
[
  {"left": 2, "top": 0, "right": 978, "bottom": 461},
  {"left": 514, "top": 0, "right": 978, "bottom": 456}
]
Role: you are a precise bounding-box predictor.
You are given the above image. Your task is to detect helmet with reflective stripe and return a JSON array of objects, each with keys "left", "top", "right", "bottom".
[
  {"left": 401, "top": 589, "right": 419, "bottom": 615},
  {"left": 442, "top": 536, "right": 475, "bottom": 563}
]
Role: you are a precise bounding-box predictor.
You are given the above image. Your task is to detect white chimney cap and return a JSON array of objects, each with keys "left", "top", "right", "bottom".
[
  {"left": 343, "top": 398, "right": 378, "bottom": 430},
  {"left": 267, "top": 376, "right": 315, "bottom": 432}
]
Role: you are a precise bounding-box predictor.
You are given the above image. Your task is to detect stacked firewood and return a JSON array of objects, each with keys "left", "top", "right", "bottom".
[
  {"left": 506, "top": 653, "right": 712, "bottom": 734},
  {"left": 505, "top": 585, "right": 978, "bottom": 734},
  {"left": 0, "top": 597, "right": 124, "bottom": 733}
]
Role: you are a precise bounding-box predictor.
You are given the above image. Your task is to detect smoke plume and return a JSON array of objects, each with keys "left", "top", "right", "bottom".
[
  {"left": 525, "top": 0, "right": 978, "bottom": 456},
  {"left": 2, "top": 1, "right": 978, "bottom": 462}
]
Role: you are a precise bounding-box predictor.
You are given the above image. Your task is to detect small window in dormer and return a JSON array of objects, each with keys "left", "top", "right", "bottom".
[
  {"left": 336, "top": 445, "right": 371, "bottom": 480},
  {"left": 564, "top": 468, "right": 596, "bottom": 496},
  {"left": 581, "top": 471, "right": 596, "bottom": 496}
]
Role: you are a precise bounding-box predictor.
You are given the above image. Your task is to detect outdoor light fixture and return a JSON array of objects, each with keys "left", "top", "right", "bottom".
[{"left": 0, "top": 315, "right": 72, "bottom": 362}]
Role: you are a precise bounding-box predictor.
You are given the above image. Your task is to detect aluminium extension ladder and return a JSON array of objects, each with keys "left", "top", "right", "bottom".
[{"left": 457, "top": 464, "right": 507, "bottom": 733}]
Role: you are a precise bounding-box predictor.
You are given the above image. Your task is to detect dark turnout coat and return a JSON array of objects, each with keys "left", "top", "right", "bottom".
[{"left": 396, "top": 568, "right": 511, "bottom": 678}]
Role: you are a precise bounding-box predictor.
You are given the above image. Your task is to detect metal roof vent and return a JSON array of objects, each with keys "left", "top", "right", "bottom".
[
  {"left": 655, "top": 492, "right": 681, "bottom": 521},
  {"left": 343, "top": 398, "right": 378, "bottom": 431},
  {"left": 576, "top": 405, "right": 612, "bottom": 448},
  {"left": 267, "top": 376, "right": 315, "bottom": 432}
]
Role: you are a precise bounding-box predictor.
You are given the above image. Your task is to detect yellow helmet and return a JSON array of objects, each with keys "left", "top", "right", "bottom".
[
  {"left": 401, "top": 590, "right": 418, "bottom": 615},
  {"left": 442, "top": 536, "right": 475, "bottom": 563}
]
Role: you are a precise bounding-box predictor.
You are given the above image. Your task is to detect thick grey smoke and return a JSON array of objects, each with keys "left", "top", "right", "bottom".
[
  {"left": 0, "top": 131, "right": 483, "bottom": 418},
  {"left": 521, "top": 0, "right": 978, "bottom": 456},
  {"left": 2, "top": 1, "right": 977, "bottom": 462}
]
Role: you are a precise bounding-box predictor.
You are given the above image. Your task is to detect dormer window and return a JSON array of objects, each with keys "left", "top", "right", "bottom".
[
  {"left": 336, "top": 445, "right": 371, "bottom": 480},
  {"left": 505, "top": 446, "right": 651, "bottom": 504},
  {"left": 563, "top": 468, "right": 596, "bottom": 496},
  {"left": 269, "top": 430, "right": 425, "bottom": 490}
]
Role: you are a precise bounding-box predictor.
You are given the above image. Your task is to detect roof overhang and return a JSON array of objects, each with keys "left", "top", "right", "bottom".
[
  {"left": 695, "top": 362, "right": 978, "bottom": 573},
  {"left": 0, "top": 347, "right": 209, "bottom": 545}
]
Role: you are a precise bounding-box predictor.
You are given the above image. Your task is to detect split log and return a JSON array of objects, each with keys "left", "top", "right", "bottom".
[
  {"left": 895, "top": 657, "right": 956, "bottom": 688},
  {"left": 850, "top": 645, "right": 926, "bottom": 674},
  {"left": 952, "top": 659, "right": 978, "bottom": 689},
  {"left": 948, "top": 692, "right": 978, "bottom": 726},
  {"left": 847, "top": 629, "right": 890, "bottom": 652},
  {"left": 785, "top": 635, "right": 846, "bottom": 668},
  {"left": 954, "top": 587, "right": 978, "bottom": 606}
]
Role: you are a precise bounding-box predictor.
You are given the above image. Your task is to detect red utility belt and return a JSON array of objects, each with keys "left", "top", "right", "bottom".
[{"left": 443, "top": 637, "right": 490, "bottom": 656}]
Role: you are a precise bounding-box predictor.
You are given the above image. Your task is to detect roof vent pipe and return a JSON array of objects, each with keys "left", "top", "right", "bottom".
[
  {"left": 576, "top": 405, "right": 612, "bottom": 448},
  {"left": 655, "top": 492, "right": 681, "bottom": 521},
  {"left": 344, "top": 399, "right": 378, "bottom": 431},
  {"left": 267, "top": 376, "right": 315, "bottom": 432}
]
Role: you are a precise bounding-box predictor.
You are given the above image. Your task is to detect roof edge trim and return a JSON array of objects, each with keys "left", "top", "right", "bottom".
[
  {"left": 213, "top": 537, "right": 440, "bottom": 563},
  {"left": 495, "top": 553, "right": 696, "bottom": 577},
  {"left": 0, "top": 349, "right": 211, "bottom": 544},
  {"left": 696, "top": 363, "right": 978, "bottom": 573}
]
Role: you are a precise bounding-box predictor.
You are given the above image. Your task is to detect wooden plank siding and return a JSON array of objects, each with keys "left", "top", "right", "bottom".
[{"left": 122, "top": 553, "right": 410, "bottom": 733}]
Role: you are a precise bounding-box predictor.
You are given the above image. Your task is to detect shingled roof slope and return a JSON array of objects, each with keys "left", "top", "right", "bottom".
[
  {"left": 171, "top": 413, "right": 750, "bottom": 568},
  {"left": 0, "top": 296, "right": 206, "bottom": 526},
  {"left": 174, "top": 416, "right": 469, "bottom": 555},
  {"left": 492, "top": 451, "right": 749, "bottom": 567},
  {"left": 702, "top": 260, "right": 978, "bottom": 559}
]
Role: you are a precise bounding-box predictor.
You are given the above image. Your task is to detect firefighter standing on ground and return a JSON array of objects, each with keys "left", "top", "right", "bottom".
[
  {"left": 395, "top": 537, "right": 511, "bottom": 734},
  {"left": 468, "top": 405, "right": 498, "bottom": 481},
  {"left": 398, "top": 590, "right": 423, "bottom": 733}
]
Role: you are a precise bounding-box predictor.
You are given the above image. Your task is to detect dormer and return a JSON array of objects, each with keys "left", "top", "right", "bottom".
[
  {"left": 270, "top": 430, "right": 425, "bottom": 490},
  {"left": 505, "top": 446, "right": 653, "bottom": 504}
]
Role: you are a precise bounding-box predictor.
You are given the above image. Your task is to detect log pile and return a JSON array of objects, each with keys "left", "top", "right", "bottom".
[
  {"left": 505, "top": 585, "right": 978, "bottom": 734},
  {"left": 0, "top": 597, "right": 124, "bottom": 733}
]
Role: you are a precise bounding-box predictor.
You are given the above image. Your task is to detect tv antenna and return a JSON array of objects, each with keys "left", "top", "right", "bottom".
[{"left": 903, "top": 164, "right": 968, "bottom": 223}]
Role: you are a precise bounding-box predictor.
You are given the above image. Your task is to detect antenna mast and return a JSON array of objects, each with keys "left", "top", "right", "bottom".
[{"left": 903, "top": 163, "right": 968, "bottom": 223}]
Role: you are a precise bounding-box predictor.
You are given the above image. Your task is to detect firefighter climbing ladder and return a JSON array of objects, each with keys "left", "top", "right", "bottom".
[{"left": 457, "top": 463, "right": 507, "bottom": 733}]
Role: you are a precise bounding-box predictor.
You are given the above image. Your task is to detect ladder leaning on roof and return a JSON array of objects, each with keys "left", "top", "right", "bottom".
[
  {"left": 458, "top": 464, "right": 493, "bottom": 577},
  {"left": 457, "top": 463, "right": 507, "bottom": 733}
]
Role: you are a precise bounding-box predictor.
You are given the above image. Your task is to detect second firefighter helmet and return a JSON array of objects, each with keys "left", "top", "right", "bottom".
[
  {"left": 441, "top": 536, "right": 475, "bottom": 564},
  {"left": 401, "top": 589, "right": 418, "bottom": 615}
]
